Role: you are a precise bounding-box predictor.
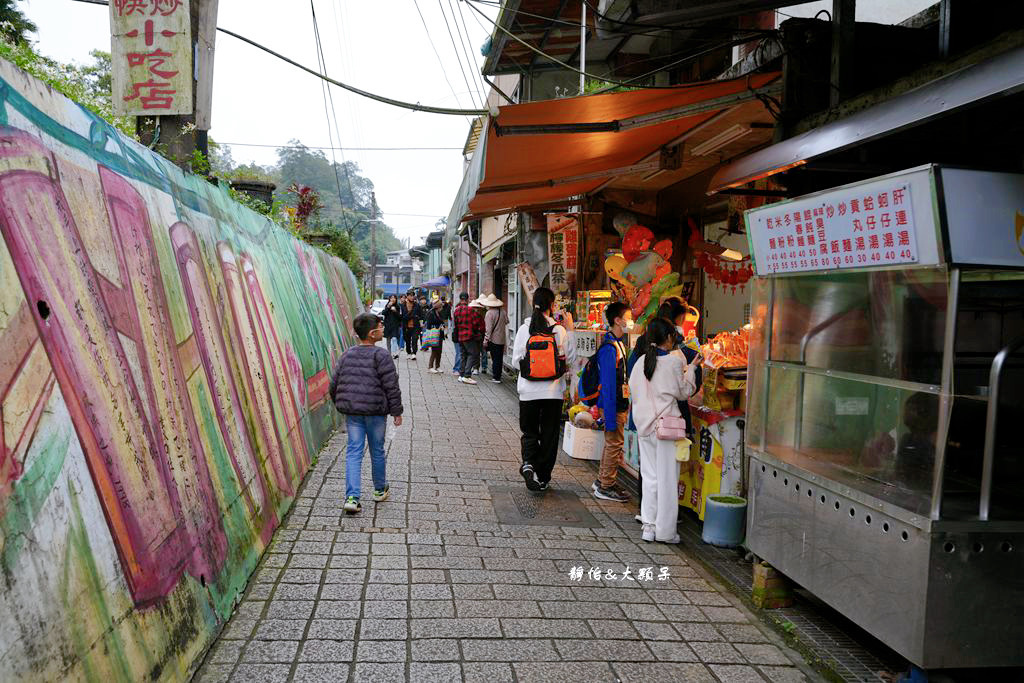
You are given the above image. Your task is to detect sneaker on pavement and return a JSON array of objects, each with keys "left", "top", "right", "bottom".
[
  {"left": 635, "top": 514, "right": 643, "bottom": 524},
  {"left": 460, "top": 377, "right": 478, "bottom": 385},
  {"left": 392, "top": 353, "right": 399, "bottom": 359},
  {"left": 592, "top": 482, "right": 630, "bottom": 502},
  {"left": 538, "top": 481, "right": 549, "bottom": 491},
  {"left": 343, "top": 496, "right": 361, "bottom": 514},
  {"left": 642, "top": 524, "right": 655, "bottom": 542},
  {"left": 372, "top": 486, "right": 390, "bottom": 502},
  {"left": 657, "top": 535, "right": 681, "bottom": 544},
  {"left": 410, "top": 355, "right": 417, "bottom": 361},
  {"left": 490, "top": 378, "right": 502, "bottom": 383},
  {"left": 520, "top": 464, "right": 542, "bottom": 491}
]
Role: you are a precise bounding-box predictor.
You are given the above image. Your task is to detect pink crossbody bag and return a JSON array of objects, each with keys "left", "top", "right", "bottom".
[{"left": 644, "top": 373, "right": 689, "bottom": 440}]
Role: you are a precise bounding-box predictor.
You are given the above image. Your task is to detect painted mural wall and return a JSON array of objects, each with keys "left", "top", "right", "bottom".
[{"left": 0, "top": 57, "right": 361, "bottom": 681}]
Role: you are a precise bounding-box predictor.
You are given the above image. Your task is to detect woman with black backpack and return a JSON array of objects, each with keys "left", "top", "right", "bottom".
[{"left": 511, "top": 286, "right": 576, "bottom": 491}]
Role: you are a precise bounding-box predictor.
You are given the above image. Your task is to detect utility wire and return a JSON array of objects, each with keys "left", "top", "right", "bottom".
[
  {"left": 68, "top": 0, "right": 488, "bottom": 115},
  {"left": 310, "top": 0, "right": 350, "bottom": 233},
  {"left": 413, "top": 0, "right": 473, "bottom": 120},
  {"left": 437, "top": 0, "right": 485, "bottom": 109},
  {"left": 221, "top": 142, "right": 462, "bottom": 151},
  {"left": 452, "top": 0, "right": 491, "bottom": 104}
]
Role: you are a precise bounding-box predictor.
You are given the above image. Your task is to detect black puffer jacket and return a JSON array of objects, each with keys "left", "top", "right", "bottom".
[{"left": 328, "top": 345, "right": 403, "bottom": 416}]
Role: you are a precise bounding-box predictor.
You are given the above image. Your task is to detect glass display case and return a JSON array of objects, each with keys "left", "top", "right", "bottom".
[{"left": 743, "top": 166, "right": 1024, "bottom": 670}]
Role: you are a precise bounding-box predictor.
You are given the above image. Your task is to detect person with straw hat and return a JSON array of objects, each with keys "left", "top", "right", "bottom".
[
  {"left": 455, "top": 294, "right": 485, "bottom": 385},
  {"left": 480, "top": 293, "right": 509, "bottom": 383}
]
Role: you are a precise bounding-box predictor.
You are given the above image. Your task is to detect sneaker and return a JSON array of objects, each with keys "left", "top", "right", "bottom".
[
  {"left": 460, "top": 377, "right": 478, "bottom": 385},
  {"left": 657, "top": 535, "right": 681, "bottom": 545},
  {"left": 410, "top": 355, "right": 417, "bottom": 361},
  {"left": 520, "top": 464, "right": 542, "bottom": 491},
  {"left": 591, "top": 482, "right": 630, "bottom": 503},
  {"left": 343, "top": 496, "right": 361, "bottom": 514},
  {"left": 452, "top": 370, "right": 460, "bottom": 376},
  {"left": 392, "top": 354, "right": 399, "bottom": 359},
  {"left": 472, "top": 369, "right": 479, "bottom": 375},
  {"left": 642, "top": 524, "right": 655, "bottom": 542},
  {"left": 490, "top": 378, "right": 502, "bottom": 383},
  {"left": 538, "top": 481, "right": 549, "bottom": 491},
  {"left": 635, "top": 514, "right": 643, "bottom": 524},
  {"left": 372, "top": 486, "right": 390, "bottom": 502}
]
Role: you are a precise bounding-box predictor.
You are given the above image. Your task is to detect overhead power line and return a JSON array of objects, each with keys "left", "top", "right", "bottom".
[
  {"left": 437, "top": 0, "right": 485, "bottom": 109},
  {"left": 310, "top": 0, "right": 350, "bottom": 232},
  {"left": 67, "top": 0, "right": 489, "bottom": 116},
  {"left": 220, "top": 142, "right": 462, "bottom": 151},
  {"left": 412, "top": 0, "right": 473, "bottom": 119}
]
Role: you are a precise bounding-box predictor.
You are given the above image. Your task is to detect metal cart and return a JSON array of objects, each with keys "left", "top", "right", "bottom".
[{"left": 742, "top": 165, "right": 1024, "bottom": 669}]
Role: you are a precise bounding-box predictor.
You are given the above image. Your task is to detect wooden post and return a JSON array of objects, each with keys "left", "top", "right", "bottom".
[{"left": 830, "top": 0, "right": 855, "bottom": 108}]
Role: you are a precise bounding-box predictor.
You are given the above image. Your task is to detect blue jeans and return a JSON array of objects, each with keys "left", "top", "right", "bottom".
[
  {"left": 345, "top": 414, "right": 388, "bottom": 499},
  {"left": 452, "top": 337, "right": 462, "bottom": 372},
  {"left": 389, "top": 336, "right": 401, "bottom": 355}
]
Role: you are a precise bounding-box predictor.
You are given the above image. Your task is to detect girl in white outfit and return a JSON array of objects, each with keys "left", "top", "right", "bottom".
[{"left": 627, "top": 318, "right": 698, "bottom": 543}]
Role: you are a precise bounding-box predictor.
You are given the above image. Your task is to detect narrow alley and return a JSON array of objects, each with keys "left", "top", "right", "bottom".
[{"left": 194, "top": 348, "right": 812, "bottom": 683}]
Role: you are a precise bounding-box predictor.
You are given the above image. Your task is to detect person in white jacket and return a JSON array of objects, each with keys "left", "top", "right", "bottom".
[
  {"left": 511, "top": 286, "right": 576, "bottom": 491},
  {"left": 627, "top": 318, "right": 698, "bottom": 543}
]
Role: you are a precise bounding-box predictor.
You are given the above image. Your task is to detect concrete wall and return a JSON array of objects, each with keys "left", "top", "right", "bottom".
[{"left": 0, "top": 58, "right": 361, "bottom": 681}]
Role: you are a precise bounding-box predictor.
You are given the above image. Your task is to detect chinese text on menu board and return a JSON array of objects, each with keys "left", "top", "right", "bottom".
[
  {"left": 750, "top": 183, "right": 917, "bottom": 275},
  {"left": 111, "top": 0, "right": 193, "bottom": 116}
]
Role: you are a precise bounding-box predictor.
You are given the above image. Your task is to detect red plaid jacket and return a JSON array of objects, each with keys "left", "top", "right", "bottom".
[{"left": 453, "top": 303, "right": 484, "bottom": 343}]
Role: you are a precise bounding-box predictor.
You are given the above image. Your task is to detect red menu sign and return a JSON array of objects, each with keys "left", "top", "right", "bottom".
[
  {"left": 746, "top": 179, "right": 919, "bottom": 275},
  {"left": 111, "top": 0, "right": 193, "bottom": 116}
]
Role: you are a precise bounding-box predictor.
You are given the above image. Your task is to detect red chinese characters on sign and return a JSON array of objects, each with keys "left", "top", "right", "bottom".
[
  {"left": 112, "top": 0, "right": 191, "bottom": 115},
  {"left": 749, "top": 181, "right": 919, "bottom": 275}
]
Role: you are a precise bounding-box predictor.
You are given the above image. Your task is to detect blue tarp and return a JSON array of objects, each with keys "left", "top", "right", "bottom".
[{"left": 375, "top": 283, "right": 414, "bottom": 295}]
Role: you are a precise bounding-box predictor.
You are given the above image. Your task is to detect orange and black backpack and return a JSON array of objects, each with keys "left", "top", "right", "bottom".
[
  {"left": 519, "top": 326, "right": 566, "bottom": 380},
  {"left": 578, "top": 340, "right": 626, "bottom": 406}
]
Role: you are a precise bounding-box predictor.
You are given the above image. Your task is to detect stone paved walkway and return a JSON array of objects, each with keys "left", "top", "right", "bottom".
[{"left": 195, "top": 346, "right": 816, "bottom": 683}]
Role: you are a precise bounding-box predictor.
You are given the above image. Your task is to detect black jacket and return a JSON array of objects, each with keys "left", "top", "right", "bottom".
[
  {"left": 401, "top": 304, "right": 421, "bottom": 333},
  {"left": 382, "top": 303, "right": 402, "bottom": 337},
  {"left": 329, "top": 345, "right": 403, "bottom": 416}
]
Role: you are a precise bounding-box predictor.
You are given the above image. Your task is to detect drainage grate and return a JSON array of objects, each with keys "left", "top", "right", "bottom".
[{"left": 488, "top": 486, "right": 602, "bottom": 528}]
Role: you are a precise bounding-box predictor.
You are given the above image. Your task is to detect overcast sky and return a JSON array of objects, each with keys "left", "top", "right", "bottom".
[{"left": 23, "top": 0, "right": 498, "bottom": 247}]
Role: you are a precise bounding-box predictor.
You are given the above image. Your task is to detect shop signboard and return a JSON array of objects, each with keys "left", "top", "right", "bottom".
[
  {"left": 745, "top": 166, "right": 941, "bottom": 276},
  {"left": 516, "top": 261, "right": 539, "bottom": 304},
  {"left": 110, "top": 0, "right": 194, "bottom": 116},
  {"left": 547, "top": 214, "right": 579, "bottom": 296}
]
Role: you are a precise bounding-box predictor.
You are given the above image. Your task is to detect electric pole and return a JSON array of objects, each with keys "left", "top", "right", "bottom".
[{"left": 370, "top": 191, "right": 378, "bottom": 297}]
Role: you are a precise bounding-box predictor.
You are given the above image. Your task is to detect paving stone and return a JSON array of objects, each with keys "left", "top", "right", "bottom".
[
  {"left": 364, "top": 583, "right": 408, "bottom": 600},
  {"left": 352, "top": 662, "right": 405, "bottom": 682},
  {"left": 230, "top": 663, "right": 291, "bottom": 682},
  {"left": 411, "top": 638, "right": 460, "bottom": 661},
  {"left": 757, "top": 665, "right": 809, "bottom": 682},
  {"left": 460, "top": 638, "right": 558, "bottom": 661},
  {"left": 659, "top": 603, "right": 710, "bottom": 622},
  {"left": 500, "top": 618, "right": 590, "bottom": 638},
  {"left": 412, "top": 569, "right": 447, "bottom": 583},
  {"left": 646, "top": 589, "right": 692, "bottom": 604},
  {"left": 411, "top": 583, "right": 453, "bottom": 600},
  {"left": 709, "top": 664, "right": 769, "bottom": 682},
  {"left": 570, "top": 586, "right": 653, "bottom": 603},
  {"left": 314, "top": 600, "right": 361, "bottom": 619},
  {"left": 554, "top": 638, "right": 652, "bottom": 661},
  {"left": 194, "top": 663, "right": 232, "bottom": 683},
  {"left": 611, "top": 662, "right": 717, "bottom": 682},
  {"left": 273, "top": 584, "right": 320, "bottom": 601},
  {"left": 356, "top": 639, "right": 408, "bottom": 662},
  {"left": 206, "top": 640, "right": 244, "bottom": 665},
  {"left": 736, "top": 643, "right": 792, "bottom": 666},
  {"left": 306, "top": 619, "right": 357, "bottom": 640},
  {"left": 411, "top": 618, "right": 502, "bottom": 638},
  {"left": 370, "top": 555, "right": 409, "bottom": 569},
  {"left": 242, "top": 639, "right": 300, "bottom": 664},
  {"left": 361, "top": 600, "right": 408, "bottom": 619},
  {"left": 700, "top": 606, "right": 749, "bottom": 623},
  {"left": 410, "top": 600, "right": 456, "bottom": 618},
  {"left": 456, "top": 599, "right": 540, "bottom": 618},
  {"left": 324, "top": 568, "right": 370, "bottom": 584},
  {"left": 676, "top": 623, "right": 725, "bottom": 642},
  {"left": 538, "top": 601, "right": 625, "bottom": 620},
  {"left": 685, "top": 590, "right": 732, "bottom": 606},
  {"left": 648, "top": 641, "right": 701, "bottom": 662},
  {"left": 451, "top": 569, "right": 527, "bottom": 583},
  {"left": 692, "top": 641, "right": 747, "bottom": 664},
  {"left": 451, "top": 583, "right": 494, "bottom": 599},
  {"left": 319, "top": 584, "right": 363, "bottom": 600},
  {"left": 411, "top": 555, "right": 482, "bottom": 569},
  {"left": 717, "top": 624, "right": 770, "bottom": 643},
  {"left": 298, "top": 639, "right": 355, "bottom": 662},
  {"left": 586, "top": 619, "right": 637, "bottom": 639},
  {"left": 634, "top": 620, "right": 682, "bottom": 641},
  {"left": 332, "top": 542, "right": 370, "bottom": 555},
  {"left": 369, "top": 569, "right": 410, "bottom": 583},
  {"left": 280, "top": 568, "right": 323, "bottom": 583},
  {"left": 462, "top": 662, "right": 515, "bottom": 682},
  {"left": 328, "top": 555, "right": 368, "bottom": 568},
  {"left": 359, "top": 618, "right": 408, "bottom": 640},
  {"left": 265, "top": 600, "right": 315, "bottom": 620},
  {"left": 513, "top": 662, "right": 617, "bottom": 683},
  {"left": 620, "top": 603, "right": 666, "bottom": 621},
  {"left": 371, "top": 543, "right": 408, "bottom": 555},
  {"left": 409, "top": 662, "right": 462, "bottom": 682},
  {"left": 252, "top": 619, "right": 307, "bottom": 641},
  {"left": 220, "top": 618, "right": 257, "bottom": 640},
  {"left": 292, "top": 663, "right": 351, "bottom": 683}
]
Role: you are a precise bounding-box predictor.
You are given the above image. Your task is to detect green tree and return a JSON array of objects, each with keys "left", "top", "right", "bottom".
[{"left": 0, "top": 0, "right": 36, "bottom": 45}]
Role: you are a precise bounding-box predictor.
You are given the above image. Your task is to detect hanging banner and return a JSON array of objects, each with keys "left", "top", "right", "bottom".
[
  {"left": 745, "top": 166, "right": 941, "bottom": 276},
  {"left": 516, "top": 261, "right": 540, "bottom": 305},
  {"left": 546, "top": 214, "right": 579, "bottom": 296},
  {"left": 111, "top": 0, "right": 194, "bottom": 116}
]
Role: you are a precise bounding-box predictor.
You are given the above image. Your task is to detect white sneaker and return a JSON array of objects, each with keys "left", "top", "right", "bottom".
[
  {"left": 642, "top": 525, "right": 655, "bottom": 543},
  {"left": 657, "top": 535, "right": 681, "bottom": 545},
  {"left": 460, "top": 377, "right": 478, "bottom": 385},
  {"left": 472, "top": 369, "right": 479, "bottom": 375},
  {"left": 490, "top": 378, "right": 502, "bottom": 383}
]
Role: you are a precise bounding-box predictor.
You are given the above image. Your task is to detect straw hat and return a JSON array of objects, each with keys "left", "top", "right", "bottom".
[
  {"left": 469, "top": 298, "right": 486, "bottom": 309},
  {"left": 478, "top": 293, "right": 504, "bottom": 308}
]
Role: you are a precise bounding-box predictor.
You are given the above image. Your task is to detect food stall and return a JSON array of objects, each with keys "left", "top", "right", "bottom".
[{"left": 742, "top": 164, "right": 1024, "bottom": 669}]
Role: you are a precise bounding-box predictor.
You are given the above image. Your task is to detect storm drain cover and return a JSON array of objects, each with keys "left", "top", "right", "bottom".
[{"left": 488, "top": 486, "right": 602, "bottom": 528}]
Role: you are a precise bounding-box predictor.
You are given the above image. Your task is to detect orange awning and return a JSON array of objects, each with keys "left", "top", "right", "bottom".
[{"left": 465, "top": 72, "right": 780, "bottom": 220}]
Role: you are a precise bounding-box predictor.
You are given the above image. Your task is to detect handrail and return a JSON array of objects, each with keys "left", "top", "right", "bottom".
[{"left": 979, "top": 335, "right": 1024, "bottom": 521}]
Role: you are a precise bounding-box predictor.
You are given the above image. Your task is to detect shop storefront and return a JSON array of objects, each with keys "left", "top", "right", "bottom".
[{"left": 742, "top": 164, "right": 1024, "bottom": 669}]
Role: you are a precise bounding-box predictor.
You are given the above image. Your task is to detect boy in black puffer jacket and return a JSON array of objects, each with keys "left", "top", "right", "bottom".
[{"left": 329, "top": 313, "right": 403, "bottom": 514}]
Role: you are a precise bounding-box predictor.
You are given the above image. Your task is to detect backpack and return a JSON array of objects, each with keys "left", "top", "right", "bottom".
[
  {"left": 578, "top": 340, "right": 626, "bottom": 406},
  {"left": 519, "top": 326, "right": 566, "bottom": 380}
]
